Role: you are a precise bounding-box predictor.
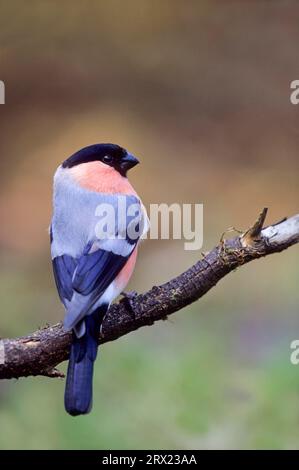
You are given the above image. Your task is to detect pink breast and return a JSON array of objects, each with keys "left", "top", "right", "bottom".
[{"left": 115, "top": 248, "right": 138, "bottom": 291}]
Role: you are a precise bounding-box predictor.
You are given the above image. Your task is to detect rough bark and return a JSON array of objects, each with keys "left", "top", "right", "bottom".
[{"left": 0, "top": 209, "right": 298, "bottom": 380}]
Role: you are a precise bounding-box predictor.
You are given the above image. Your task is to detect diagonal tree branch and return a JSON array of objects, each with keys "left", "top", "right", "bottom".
[{"left": 0, "top": 209, "right": 298, "bottom": 380}]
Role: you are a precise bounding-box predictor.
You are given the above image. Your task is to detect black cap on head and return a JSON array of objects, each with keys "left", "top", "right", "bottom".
[{"left": 62, "top": 143, "right": 139, "bottom": 176}]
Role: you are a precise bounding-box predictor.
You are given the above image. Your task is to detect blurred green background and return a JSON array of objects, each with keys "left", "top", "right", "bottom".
[{"left": 0, "top": 0, "right": 299, "bottom": 449}]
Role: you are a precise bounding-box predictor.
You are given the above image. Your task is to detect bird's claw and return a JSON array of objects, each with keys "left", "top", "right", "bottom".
[{"left": 120, "top": 290, "right": 138, "bottom": 319}]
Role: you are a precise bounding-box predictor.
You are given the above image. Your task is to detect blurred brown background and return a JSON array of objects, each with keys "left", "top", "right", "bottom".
[{"left": 0, "top": 0, "right": 298, "bottom": 449}]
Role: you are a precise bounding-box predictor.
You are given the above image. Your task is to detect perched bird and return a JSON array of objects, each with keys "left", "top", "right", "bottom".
[{"left": 50, "top": 143, "right": 148, "bottom": 416}]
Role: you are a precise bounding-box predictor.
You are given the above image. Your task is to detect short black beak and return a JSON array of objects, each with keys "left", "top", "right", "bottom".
[{"left": 120, "top": 152, "right": 139, "bottom": 173}]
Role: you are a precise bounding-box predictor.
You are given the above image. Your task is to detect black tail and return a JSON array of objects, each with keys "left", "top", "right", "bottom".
[{"left": 64, "top": 305, "right": 107, "bottom": 416}]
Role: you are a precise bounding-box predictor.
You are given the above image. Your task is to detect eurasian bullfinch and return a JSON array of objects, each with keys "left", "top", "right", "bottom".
[{"left": 50, "top": 143, "right": 149, "bottom": 416}]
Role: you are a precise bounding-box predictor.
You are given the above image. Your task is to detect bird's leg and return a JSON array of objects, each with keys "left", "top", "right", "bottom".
[{"left": 120, "top": 290, "right": 138, "bottom": 319}]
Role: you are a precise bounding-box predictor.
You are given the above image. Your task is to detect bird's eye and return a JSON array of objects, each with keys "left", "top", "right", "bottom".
[{"left": 102, "top": 155, "right": 113, "bottom": 163}]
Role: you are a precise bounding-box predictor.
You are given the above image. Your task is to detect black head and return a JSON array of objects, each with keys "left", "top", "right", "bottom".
[{"left": 62, "top": 143, "right": 139, "bottom": 176}]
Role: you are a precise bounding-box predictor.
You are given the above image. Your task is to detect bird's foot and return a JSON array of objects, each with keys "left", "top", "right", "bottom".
[{"left": 120, "top": 290, "right": 138, "bottom": 319}]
